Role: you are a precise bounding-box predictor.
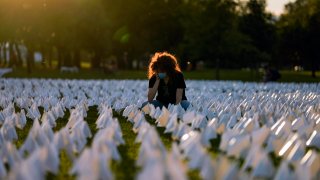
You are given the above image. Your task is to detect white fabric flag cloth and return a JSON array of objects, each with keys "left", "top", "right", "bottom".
[
  {"left": 70, "top": 148, "right": 113, "bottom": 180},
  {"left": 26, "top": 103, "right": 41, "bottom": 120},
  {"left": 14, "top": 110, "right": 27, "bottom": 129},
  {"left": 69, "top": 123, "right": 91, "bottom": 153},
  {"left": 201, "top": 118, "right": 218, "bottom": 147},
  {"left": 141, "top": 103, "right": 151, "bottom": 115},
  {"left": 180, "top": 131, "right": 207, "bottom": 169},
  {"left": 164, "top": 113, "right": 178, "bottom": 134},
  {"left": 133, "top": 112, "right": 146, "bottom": 133},
  {"left": 53, "top": 128, "right": 75, "bottom": 160},
  {"left": 41, "top": 121, "right": 55, "bottom": 141},
  {"left": 226, "top": 134, "right": 250, "bottom": 159},
  {"left": 96, "top": 111, "right": 113, "bottom": 129},
  {"left": 285, "top": 140, "right": 305, "bottom": 163},
  {"left": 191, "top": 113, "right": 206, "bottom": 129},
  {"left": 9, "top": 157, "right": 45, "bottom": 180},
  {"left": 219, "top": 129, "right": 240, "bottom": 152},
  {"left": 251, "top": 125, "right": 270, "bottom": 147},
  {"left": 137, "top": 127, "right": 166, "bottom": 163},
  {"left": 242, "top": 146, "right": 274, "bottom": 179},
  {"left": 306, "top": 130, "right": 320, "bottom": 149},
  {"left": 215, "top": 156, "right": 239, "bottom": 180},
  {"left": 295, "top": 150, "right": 320, "bottom": 180},
  {"left": 38, "top": 144, "right": 60, "bottom": 174},
  {"left": 52, "top": 103, "right": 65, "bottom": 119},
  {"left": 200, "top": 155, "right": 215, "bottom": 180},
  {"left": 274, "top": 160, "right": 295, "bottom": 180},
  {"left": 250, "top": 150, "right": 275, "bottom": 178},
  {"left": 92, "top": 128, "right": 122, "bottom": 161},
  {"left": 182, "top": 111, "right": 196, "bottom": 124},
  {"left": 0, "top": 111, "right": 6, "bottom": 125},
  {"left": 166, "top": 152, "right": 188, "bottom": 180},
  {"left": 122, "top": 105, "right": 136, "bottom": 118},
  {"left": 1, "top": 117, "right": 18, "bottom": 142},
  {"left": 156, "top": 107, "right": 170, "bottom": 127},
  {"left": 0, "top": 158, "right": 6, "bottom": 178},
  {"left": 1, "top": 142, "right": 22, "bottom": 170},
  {"left": 19, "top": 119, "right": 50, "bottom": 156},
  {"left": 9, "top": 143, "right": 58, "bottom": 180},
  {"left": 2, "top": 103, "right": 15, "bottom": 119},
  {"left": 173, "top": 122, "right": 192, "bottom": 139},
  {"left": 96, "top": 104, "right": 114, "bottom": 129},
  {"left": 40, "top": 111, "right": 56, "bottom": 128},
  {"left": 137, "top": 158, "right": 165, "bottom": 180}
]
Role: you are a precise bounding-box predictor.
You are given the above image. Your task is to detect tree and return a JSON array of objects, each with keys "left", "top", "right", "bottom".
[
  {"left": 238, "top": 0, "right": 277, "bottom": 70},
  {"left": 278, "top": 0, "right": 320, "bottom": 77},
  {"left": 179, "top": 0, "right": 244, "bottom": 69}
]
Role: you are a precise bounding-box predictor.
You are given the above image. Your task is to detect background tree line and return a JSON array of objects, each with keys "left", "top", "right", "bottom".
[{"left": 0, "top": 0, "right": 319, "bottom": 77}]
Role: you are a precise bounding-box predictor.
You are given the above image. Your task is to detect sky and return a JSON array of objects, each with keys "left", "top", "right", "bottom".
[{"left": 266, "top": 0, "right": 295, "bottom": 15}]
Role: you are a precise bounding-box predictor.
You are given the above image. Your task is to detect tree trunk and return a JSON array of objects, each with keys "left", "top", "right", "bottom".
[
  {"left": 311, "top": 58, "right": 317, "bottom": 78},
  {"left": 255, "top": 63, "right": 260, "bottom": 81},
  {"left": 64, "top": 52, "right": 72, "bottom": 67},
  {"left": 40, "top": 45, "right": 46, "bottom": 68},
  {"left": 57, "top": 47, "right": 64, "bottom": 68},
  {"left": 9, "top": 44, "right": 15, "bottom": 67},
  {"left": 74, "top": 49, "right": 81, "bottom": 68},
  {"left": 48, "top": 46, "right": 52, "bottom": 68},
  {"left": 27, "top": 47, "right": 34, "bottom": 74},
  {"left": 16, "top": 43, "right": 23, "bottom": 67},
  {"left": 92, "top": 50, "right": 102, "bottom": 69},
  {"left": 215, "top": 58, "right": 220, "bottom": 80},
  {"left": 0, "top": 44, "right": 3, "bottom": 67},
  {"left": 311, "top": 69, "right": 316, "bottom": 78}
]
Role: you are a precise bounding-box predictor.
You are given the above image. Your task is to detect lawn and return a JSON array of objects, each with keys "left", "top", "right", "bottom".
[
  {"left": 4, "top": 71, "right": 318, "bottom": 179},
  {"left": 13, "top": 105, "right": 203, "bottom": 180},
  {"left": 2, "top": 67, "right": 320, "bottom": 82},
  {"left": 13, "top": 106, "right": 291, "bottom": 179}
]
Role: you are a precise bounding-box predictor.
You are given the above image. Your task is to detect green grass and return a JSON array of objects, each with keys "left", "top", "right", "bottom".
[
  {"left": 113, "top": 110, "right": 201, "bottom": 180},
  {"left": 85, "top": 106, "right": 99, "bottom": 146},
  {"left": 278, "top": 70, "right": 320, "bottom": 83},
  {"left": 47, "top": 109, "right": 75, "bottom": 180},
  {"left": 47, "top": 151, "right": 75, "bottom": 180},
  {"left": 9, "top": 103, "right": 298, "bottom": 180},
  {"left": 11, "top": 105, "right": 206, "bottom": 180},
  {"left": 208, "top": 135, "right": 221, "bottom": 159},
  {"left": 13, "top": 107, "right": 75, "bottom": 180},
  {"left": 3, "top": 67, "right": 319, "bottom": 82},
  {"left": 3, "top": 68, "right": 148, "bottom": 80},
  {"left": 15, "top": 119, "right": 33, "bottom": 149},
  {"left": 112, "top": 110, "right": 141, "bottom": 180}
]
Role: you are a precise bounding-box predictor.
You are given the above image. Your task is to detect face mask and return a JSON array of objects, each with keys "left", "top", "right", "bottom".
[{"left": 158, "top": 73, "right": 166, "bottom": 79}]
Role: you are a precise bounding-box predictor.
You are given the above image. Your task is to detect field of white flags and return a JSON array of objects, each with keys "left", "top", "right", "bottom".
[{"left": 0, "top": 78, "right": 319, "bottom": 180}]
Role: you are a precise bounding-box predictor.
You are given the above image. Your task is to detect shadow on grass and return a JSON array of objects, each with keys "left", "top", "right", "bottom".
[
  {"left": 208, "top": 135, "right": 221, "bottom": 158},
  {"left": 84, "top": 106, "right": 99, "bottom": 146}
]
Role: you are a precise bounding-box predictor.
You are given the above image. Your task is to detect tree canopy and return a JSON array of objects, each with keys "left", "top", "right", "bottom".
[{"left": 0, "top": 0, "right": 319, "bottom": 76}]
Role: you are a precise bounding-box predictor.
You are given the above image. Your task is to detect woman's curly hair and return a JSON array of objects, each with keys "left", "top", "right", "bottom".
[{"left": 148, "top": 52, "right": 181, "bottom": 79}]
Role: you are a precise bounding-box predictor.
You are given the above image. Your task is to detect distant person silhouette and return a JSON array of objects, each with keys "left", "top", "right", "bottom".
[
  {"left": 141, "top": 52, "right": 190, "bottom": 110},
  {"left": 263, "top": 65, "right": 281, "bottom": 82}
]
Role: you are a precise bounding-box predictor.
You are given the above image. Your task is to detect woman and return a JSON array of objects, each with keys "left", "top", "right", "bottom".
[{"left": 141, "top": 52, "right": 190, "bottom": 110}]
